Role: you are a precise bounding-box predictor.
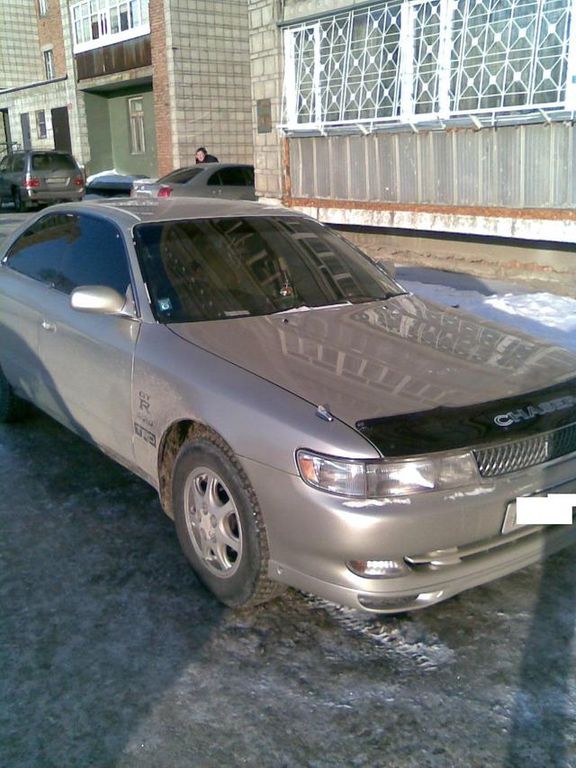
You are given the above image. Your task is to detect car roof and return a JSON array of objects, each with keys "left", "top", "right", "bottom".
[
  {"left": 8, "top": 149, "right": 74, "bottom": 156},
  {"left": 166, "top": 162, "right": 254, "bottom": 171},
  {"left": 43, "top": 197, "right": 304, "bottom": 226}
]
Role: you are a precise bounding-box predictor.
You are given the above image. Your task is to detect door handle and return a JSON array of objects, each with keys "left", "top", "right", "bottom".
[{"left": 41, "top": 320, "right": 56, "bottom": 332}]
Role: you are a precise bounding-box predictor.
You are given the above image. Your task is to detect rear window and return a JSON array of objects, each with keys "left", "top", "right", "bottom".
[
  {"left": 158, "top": 167, "right": 205, "bottom": 185},
  {"left": 31, "top": 153, "right": 77, "bottom": 172}
]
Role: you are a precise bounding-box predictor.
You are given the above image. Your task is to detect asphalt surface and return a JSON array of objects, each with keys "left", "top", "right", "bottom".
[
  {"left": 2, "top": 412, "right": 576, "bottom": 768},
  {"left": 1, "top": 207, "right": 576, "bottom": 767}
]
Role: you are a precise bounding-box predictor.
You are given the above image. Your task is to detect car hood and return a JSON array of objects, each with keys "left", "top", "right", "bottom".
[{"left": 169, "top": 294, "right": 576, "bottom": 448}]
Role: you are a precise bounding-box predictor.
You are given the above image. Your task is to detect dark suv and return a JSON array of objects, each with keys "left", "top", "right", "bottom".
[{"left": 0, "top": 150, "right": 85, "bottom": 211}]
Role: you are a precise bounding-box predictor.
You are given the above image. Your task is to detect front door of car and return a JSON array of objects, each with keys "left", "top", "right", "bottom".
[{"left": 6, "top": 212, "right": 138, "bottom": 463}]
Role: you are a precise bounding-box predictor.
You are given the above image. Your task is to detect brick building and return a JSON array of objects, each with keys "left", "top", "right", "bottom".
[
  {"left": 1, "top": 0, "right": 575, "bottom": 286},
  {"left": 249, "top": 0, "right": 576, "bottom": 287},
  {"left": 0, "top": 0, "right": 254, "bottom": 178}
]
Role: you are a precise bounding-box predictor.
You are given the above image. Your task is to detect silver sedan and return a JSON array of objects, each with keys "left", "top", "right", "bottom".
[
  {"left": 1, "top": 198, "right": 575, "bottom": 613},
  {"left": 131, "top": 163, "right": 255, "bottom": 201}
]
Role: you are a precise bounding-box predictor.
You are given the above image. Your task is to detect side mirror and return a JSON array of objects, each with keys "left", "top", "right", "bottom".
[{"left": 71, "top": 285, "right": 131, "bottom": 316}]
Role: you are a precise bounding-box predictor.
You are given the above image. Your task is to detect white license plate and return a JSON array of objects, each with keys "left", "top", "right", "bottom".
[{"left": 502, "top": 493, "right": 576, "bottom": 534}]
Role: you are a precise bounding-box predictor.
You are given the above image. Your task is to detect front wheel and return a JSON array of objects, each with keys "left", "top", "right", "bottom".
[{"left": 172, "top": 432, "right": 285, "bottom": 608}]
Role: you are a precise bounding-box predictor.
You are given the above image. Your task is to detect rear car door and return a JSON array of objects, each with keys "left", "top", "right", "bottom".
[{"left": 205, "top": 166, "right": 256, "bottom": 200}]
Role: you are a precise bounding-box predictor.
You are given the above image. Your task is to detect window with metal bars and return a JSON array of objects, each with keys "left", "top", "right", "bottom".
[{"left": 282, "top": 0, "right": 576, "bottom": 130}]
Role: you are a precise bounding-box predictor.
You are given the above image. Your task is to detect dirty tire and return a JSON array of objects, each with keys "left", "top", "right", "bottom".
[
  {"left": 172, "top": 433, "right": 286, "bottom": 608},
  {"left": 0, "top": 367, "right": 28, "bottom": 422}
]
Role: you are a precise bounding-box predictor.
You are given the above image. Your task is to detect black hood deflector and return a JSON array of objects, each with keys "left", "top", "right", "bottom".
[{"left": 356, "top": 376, "right": 576, "bottom": 457}]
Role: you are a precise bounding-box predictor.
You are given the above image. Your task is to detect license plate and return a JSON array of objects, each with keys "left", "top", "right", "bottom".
[{"left": 502, "top": 493, "right": 575, "bottom": 534}]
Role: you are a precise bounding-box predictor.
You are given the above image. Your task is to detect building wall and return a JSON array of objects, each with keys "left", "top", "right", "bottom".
[
  {"left": 0, "top": 0, "right": 102, "bottom": 167},
  {"left": 0, "top": 81, "right": 71, "bottom": 153},
  {"left": 150, "top": 0, "right": 174, "bottom": 176},
  {"left": 246, "top": 0, "right": 576, "bottom": 293},
  {"left": 0, "top": 0, "right": 43, "bottom": 88},
  {"left": 165, "top": 0, "right": 254, "bottom": 169},
  {"left": 248, "top": 0, "right": 284, "bottom": 199},
  {"left": 37, "top": 0, "right": 67, "bottom": 77}
]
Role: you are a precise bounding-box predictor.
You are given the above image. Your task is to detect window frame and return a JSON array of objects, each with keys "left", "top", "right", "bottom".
[
  {"left": 70, "top": 0, "right": 150, "bottom": 54},
  {"left": 282, "top": 0, "right": 576, "bottom": 132},
  {"left": 128, "top": 96, "right": 146, "bottom": 155},
  {"left": 5, "top": 212, "right": 135, "bottom": 300},
  {"left": 43, "top": 49, "right": 55, "bottom": 80},
  {"left": 35, "top": 110, "right": 47, "bottom": 140}
]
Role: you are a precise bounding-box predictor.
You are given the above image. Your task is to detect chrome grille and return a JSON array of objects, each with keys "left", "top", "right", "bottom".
[{"left": 474, "top": 423, "right": 576, "bottom": 477}]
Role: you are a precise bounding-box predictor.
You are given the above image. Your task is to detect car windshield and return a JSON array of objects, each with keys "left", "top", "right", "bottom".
[{"left": 133, "top": 216, "right": 405, "bottom": 323}]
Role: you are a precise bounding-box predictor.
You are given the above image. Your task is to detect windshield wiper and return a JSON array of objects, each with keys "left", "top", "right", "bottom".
[{"left": 345, "top": 291, "right": 407, "bottom": 304}]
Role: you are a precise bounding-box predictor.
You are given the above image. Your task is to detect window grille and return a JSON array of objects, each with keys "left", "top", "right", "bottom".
[
  {"left": 282, "top": 0, "right": 576, "bottom": 131},
  {"left": 70, "top": 0, "right": 149, "bottom": 53}
]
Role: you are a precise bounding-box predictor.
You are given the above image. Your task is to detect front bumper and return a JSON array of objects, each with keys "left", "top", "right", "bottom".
[{"left": 242, "top": 454, "right": 576, "bottom": 613}]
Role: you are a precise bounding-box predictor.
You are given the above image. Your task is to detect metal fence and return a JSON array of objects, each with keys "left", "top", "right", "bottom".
[{"left": 288, "top": 121, "right": 576, "bottom": 209}]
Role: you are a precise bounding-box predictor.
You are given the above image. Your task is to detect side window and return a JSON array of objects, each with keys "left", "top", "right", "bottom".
[
  {"left": 6, "top": 213, "right": 131, "bottom": 296},
  {"left": 12, "top": 155, "right": 25, "bottom": 172},
  {"left": 5, "top": 214, "right": 71, "bottom": 286},
  {"left": 206, "top": 171, "right": 223, "bottom": 186},
  {"left": 58, "top": 215, "right": 131, "bottom": 295},
  {"left": 216, "top": 167, "right": 250, "bottom": 186},
  {"left": 0, "top": 156, "right": 9, "bottom": 172}
]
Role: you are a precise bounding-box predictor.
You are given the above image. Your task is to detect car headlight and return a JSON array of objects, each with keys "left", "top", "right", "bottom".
[{"left": 296, "top": 449, "right": 478, "bottom": 497}]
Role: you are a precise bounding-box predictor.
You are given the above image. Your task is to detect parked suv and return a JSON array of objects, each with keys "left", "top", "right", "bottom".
[{"left": 0, "top": 150, "right": 85, "bottom": 211}]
